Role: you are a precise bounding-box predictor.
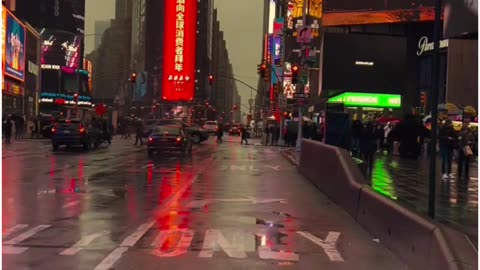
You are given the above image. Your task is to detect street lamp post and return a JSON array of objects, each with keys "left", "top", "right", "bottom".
[
  {"left": 295, "top": 1, "right": 308, "bottom": 152},
  {"left": 427, "top": 0, "right": 443, "bottom": 219}
]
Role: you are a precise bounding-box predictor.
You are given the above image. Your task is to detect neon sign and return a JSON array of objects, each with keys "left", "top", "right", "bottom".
[
  {"left": 328, "top": 92, "right": 402, "bottom": 108},
  {"left": 162, "top": 0, "right": 197, "bottom": 101}
]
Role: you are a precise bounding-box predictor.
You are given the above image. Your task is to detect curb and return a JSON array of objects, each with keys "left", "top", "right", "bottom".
[{"left": 280, "top": 149, "right": 299, "bottom": 166}]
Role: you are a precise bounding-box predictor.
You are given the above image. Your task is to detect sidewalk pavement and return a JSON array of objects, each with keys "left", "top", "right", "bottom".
[{"left": 281, "top": 148, "right": 478, "bottom": 246}]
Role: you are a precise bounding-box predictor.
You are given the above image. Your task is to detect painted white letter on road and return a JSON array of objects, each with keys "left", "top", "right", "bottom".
[
  {"left": 151, "top": 229, "right": 194, "bottom": 257},
  {"left": 297, "top": 231, "right": 344, "bottom": 262},
  {"left": 199, "top": 229, "right": 254, "bottom": 258}
]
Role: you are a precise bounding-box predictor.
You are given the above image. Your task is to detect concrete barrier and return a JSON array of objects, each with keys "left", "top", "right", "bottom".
[
  {"left": 298, "top": 139, "right": 366, "bottom": 218},
  {"left": 356, "top": 187, "right": 436, "bottom": 269},
  {"left": 296, "top": 139, "right": 478, "bottom": 270}
]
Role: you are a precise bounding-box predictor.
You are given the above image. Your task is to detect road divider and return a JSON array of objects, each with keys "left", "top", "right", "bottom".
[{"left": 295, "top": 139, "right": 477, "bottom": 270}]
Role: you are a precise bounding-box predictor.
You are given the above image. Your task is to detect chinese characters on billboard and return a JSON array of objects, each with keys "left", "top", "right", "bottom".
[
  {"left": 3, "top": 9, "right": 26, "bottom": 82},
  {"left": 162, "top": 0, "right": 198, "bottom": 102}
]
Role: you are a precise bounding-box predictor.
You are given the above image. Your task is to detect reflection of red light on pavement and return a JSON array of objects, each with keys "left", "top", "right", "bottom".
[
  {"left": 147, "top": 163, "right": 153, "bottom": 184},
  {"left": 50, "top": 156, "right": 56, "bottom": 177}
]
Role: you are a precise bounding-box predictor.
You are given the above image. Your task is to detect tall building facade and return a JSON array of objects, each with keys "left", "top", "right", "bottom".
[
  {"left": 94, "top": 20, "right": 110, "bottom": 50},
  {"left": 195, "top": 0, "right": 214, "bottom": 102}
]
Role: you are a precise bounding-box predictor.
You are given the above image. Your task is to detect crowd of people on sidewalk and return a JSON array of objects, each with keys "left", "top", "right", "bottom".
[
  {"left": 351, "top": 114, "right": 478, "bottom": 180},
  {"left": 2, "top": 114, "right": 39, "bottom": 143}
]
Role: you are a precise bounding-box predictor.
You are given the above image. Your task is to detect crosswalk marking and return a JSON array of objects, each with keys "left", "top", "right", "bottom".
[
  {"left": 3, "top": 224, "right": 28, "bottom": 239},
  {"left": 4, "top": 225, "right": 51, "bottom": 245},
  {"left": 59, "top": 231, "right": 110, "bottom": 256}
]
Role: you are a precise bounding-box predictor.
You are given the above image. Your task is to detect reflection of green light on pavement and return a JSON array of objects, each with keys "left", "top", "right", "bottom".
[{"left": 372, "top": 159, "right": 398, "bottom": 200}]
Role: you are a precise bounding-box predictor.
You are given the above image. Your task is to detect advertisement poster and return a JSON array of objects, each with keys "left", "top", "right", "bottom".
[
  {"left": 162, "top": 0, "right": 198, "bottom": 102},
  {"left": 4, "top": 10, "right": 26, "bottom": 82},
  {"left": 272, "top": 18, "right": 284, "bottom": 66},
  {"left": 41, "top": 29, "right": 82, "bottom": 69},
  {"left": 135, "top": 71, "right": 148, "bottom": 101}
]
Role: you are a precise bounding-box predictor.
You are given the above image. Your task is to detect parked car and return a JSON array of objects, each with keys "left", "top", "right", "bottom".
[
  {"left": 155, "top": 119, "right": 209, "bottom": 144},
  {"left": 147, "top": 125, "right": 192, "bottom": 156},
  {"left": 50, "top": 119, "right": 102, "bottom": 151},
  {"left": 203, "top": 121, "right": 218, "bottom": 134}
]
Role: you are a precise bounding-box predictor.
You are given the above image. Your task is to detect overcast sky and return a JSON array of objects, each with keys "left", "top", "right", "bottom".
[{"left": 85, "top": 0, "right": 264, "bottom": 111}]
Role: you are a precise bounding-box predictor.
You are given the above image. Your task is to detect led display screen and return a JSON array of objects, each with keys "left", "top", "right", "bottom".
[{"left": 162, "top": 0, "right": 198, "bottom": 102}]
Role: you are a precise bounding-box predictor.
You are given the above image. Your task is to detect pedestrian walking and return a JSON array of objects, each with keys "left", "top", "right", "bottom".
[
  {"left": 360, "top": 121, "right": 377, "bottom": 173},
  {"left": 457, "top": 122, "right": 475, "bottom": 179},
  {"left": 240, "top": 125, "right": 248, "bottom": 145},
  {"left": 216, "top": 123, "right": 224, "bottom": 143},
  {"left": 134, "top": 120, "right": 144, "bottom": 146},
  {"left": 15, "top": 116, "right": 24, "bottom": 139},
  {"left": 4, "top": 116, "right": 12, "bottom": 144},
  {"left": 383, "top": 122, "right": 393, "bottom": 152},
  {"left": 439, "top": 119, "right": 456, "bottom": 179}
]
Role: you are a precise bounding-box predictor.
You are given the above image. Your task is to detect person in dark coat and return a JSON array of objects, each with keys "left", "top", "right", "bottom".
[
  {"left": 4, "top": 116, "right": 12, "bottom": 144},
  {"left": 240, "top": 125, "right": 248, "bottom": 145},
  {"left": 351, "top": 120, "right": 363, "bottom": 155},
  {"left": 457, "top": 122, "right": 475, "bottom": 179},
  {"left": 134, "top": 120, "right": 144, "bottom": 146},
  {"left": 216, "top": 123, "right": 224, "bottom": 143},
  {"left": 439, "top": 120, "right": 456, "bottom": 179},
  {"left": 395, "top": 114, "right": 424, "bottom": 159},
  {"left": 360, "top": 121, "right": 377, "bottom": 173}
]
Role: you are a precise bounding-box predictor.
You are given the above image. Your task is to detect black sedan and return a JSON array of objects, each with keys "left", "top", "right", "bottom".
[
  {"left": 51, "top": 119, "right": 101, "bottom": 151},
  {"left": 154, "top": 119, "right": 209, "bottom": 144},
  {"left": 147, "top": 125, "right": 193, "bottom": 156}
]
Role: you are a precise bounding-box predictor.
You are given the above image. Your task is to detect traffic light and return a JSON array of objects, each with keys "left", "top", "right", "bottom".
[
  {"left": 420, "top": 91, "right": 427, "bottom": 107},
  {"left": 208, "top": 75, "right": 214, "bottom": 85},
  {"left": 291, "top": 65, "right": 299, "bottom": 84},
  {"left": 130, "top": 72, "right": 137, "bottom": 83},
  {"left": 73, "top": 93, "right": 79, "bottom": 103},
  {"left": 258, "top": 63, "right": 267, "bottom": 78}
]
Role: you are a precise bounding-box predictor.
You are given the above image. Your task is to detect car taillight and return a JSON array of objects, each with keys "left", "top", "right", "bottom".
[
  {"left": 148, "top": 137, "right": 153, "bottom": 144},
  {"left": 79, "top": 124, "right": 86, "bottom": 134},
  {"left": 176, "top": 137, "right": 183, "bottom": 144},
  {"left": 51, "top": 127, "right": 56, "bottom": 134}
]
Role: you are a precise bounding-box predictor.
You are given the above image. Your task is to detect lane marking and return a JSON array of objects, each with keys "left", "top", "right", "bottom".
[
  {"left": 4, "top": 225, "right": 51, "bottom": 245},
  {"left": 2, "top": 246, "right": 29, "bottom": 254},
  {"left": 151, "top": 229, "right": 194, "bottom": 257},
  {"left": 60, "top": 231, "right": 110, "bottom": 255},
  {"left": 93, "top": 247, "right": 129, "bottom": 270},
  {"left": 62, "top": 200, "right": 81, "bottom": 209},
  {"left": 94, "top": 157, "right": 215, "bottom": 270},
  {"left": 3, "top": 224, "right": 28, "bottom": 239},
  {"left": 297, "top": 231, "right": 344, "bottom": 262},
  {"left": 120, "top": 221, "right": 156, "bottom": 247},
  {"left": 264, "top": 165, "right": 280, "bottom": 171},
  {"left": 36, "top": 189, "right": 56, "bottom": 197}
]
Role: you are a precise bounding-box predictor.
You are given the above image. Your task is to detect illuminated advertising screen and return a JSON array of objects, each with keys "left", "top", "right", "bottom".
[
  {"left": 328, "top": 92, "right": 402, "bottom": 108},
  {"left": 4, "top": 10, "right": 26, "bottom": 82},
  {"left": 162, "top": 0, "right": 198, "bottom": 102},
  {"left": 40, "top": 29, "right": 82, "bottom": 69},
  {"left": 322, "top": 0, "right": 436, "bottom": 26}
]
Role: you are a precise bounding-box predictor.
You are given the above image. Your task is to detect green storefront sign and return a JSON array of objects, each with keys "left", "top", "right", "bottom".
[{"left": 328, "top": 92, "right": 402, "bottom": 108}]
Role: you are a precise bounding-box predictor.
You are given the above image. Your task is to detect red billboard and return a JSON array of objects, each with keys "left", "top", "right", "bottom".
[{"left": 162, "top": 0, "right": 198, "bottom": 102}]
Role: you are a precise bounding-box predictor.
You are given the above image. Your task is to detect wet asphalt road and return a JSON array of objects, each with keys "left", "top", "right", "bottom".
[{"left": 2, "top": 137, "right": 407, "bottom": 270}]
